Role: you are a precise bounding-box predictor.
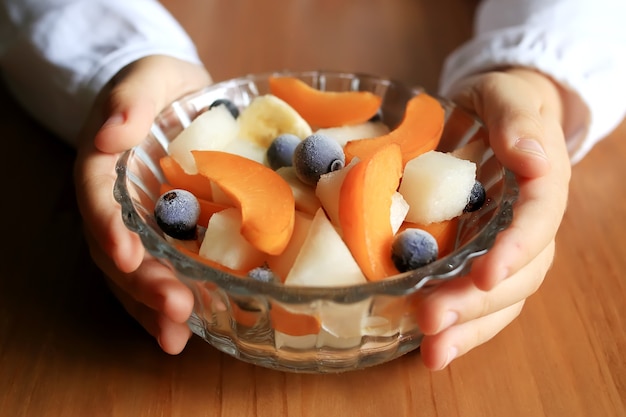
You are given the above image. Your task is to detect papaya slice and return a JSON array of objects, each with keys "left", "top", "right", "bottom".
[
  {"left": 343, "top": 93, "right": 445, "bottom": 166},
  {"left": 270, "top": 302, "right": 321, "bottom": 336},
  {"left": 192, "top": 150, "right": 295, "bottom": 255},
  {"left": 339, "top": 143, "right": 403, "bottom": 281},
  {"left": 159, "top": 155, "right": 213, "bottom": 200},
  {"left": 268, "top": 76, "right": 382, "bottom": 128}
]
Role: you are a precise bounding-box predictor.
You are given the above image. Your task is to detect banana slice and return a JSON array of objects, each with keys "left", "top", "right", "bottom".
[{"left": 238, "top": 94, "right": 312, "bottom": 148}]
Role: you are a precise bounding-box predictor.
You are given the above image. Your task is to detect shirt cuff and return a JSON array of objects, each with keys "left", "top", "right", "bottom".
[
  {"left": 1, "top": 0, "right": 202, "bottom": 146},
  {"left": 439, "top": 4, "right": 626, "bottom": 163}
]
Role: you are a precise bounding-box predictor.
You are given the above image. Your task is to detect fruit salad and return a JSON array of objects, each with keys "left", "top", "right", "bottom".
[{"left": 155, "top": 76, "right": 487, "bottom": 287}]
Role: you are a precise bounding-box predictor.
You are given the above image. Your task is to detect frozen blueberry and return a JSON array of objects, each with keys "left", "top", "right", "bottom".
[
  {"left": 154, "top": 189, "right": 200, "bottom": 240},
  {"left": 464, "top": 180, "right": 486, "bottom": 213},
  {"left": 266, "top": 134, "right": 301, "bottom": 170},
  {"left": 248, "top": 265, "right": 278, "bottom": 283},
  {"left": 209, "top": 98, "right": 240, "bottom": 119},
  {"left": 391, "top": 228, "right": 439, "bottom": 272},
  {"left": 293, "top": 134, "right": 345, "bottom": 185}
]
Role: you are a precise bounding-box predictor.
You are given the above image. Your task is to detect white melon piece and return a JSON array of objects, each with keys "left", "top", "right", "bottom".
[
  {"left": 199, "top": 208, "right": 265, "bottom": 271},
  {"left": 361, "top": 315, "right": 395, "bottom": 337},
  {"left": 168, "top": 105, "right": 238, "bottom": 174},
  {"left": 266, "top": 211, "right": 314, "bottom": 281},
  {"left": 210, "top": 183, "right": 235, "bottom": 206},
  {"left": 274, "top": 331, "right": 318, "bottom": 350},
  {"left": 314, "top": 121, "right": 390, "bottom": 147},
  {"left": 399, "top": 150, "right": 476, "bottom": 224},
  {"left": 285, "top": 208, "right": 367, "bottom": 287},
  {"left": 451, "top": 139, "right": 489, "bottom": 166},
  {"left": 316, "top": 299, "right": 371, "bottom": 349},
  {"left": 238, "top": 94, "right": 312, "bottom": 148},
  {"left": 315, "top": 158, "right": 359, "bottom": 229},
  {"left": 222, "top": 136, "right": 267, "bottom": 164},
  {"left": 390, "top": 192, "right": 409, "bottom": 234},
  {"left": 275, "top": 167, "right": 321, "bottom": 216}
]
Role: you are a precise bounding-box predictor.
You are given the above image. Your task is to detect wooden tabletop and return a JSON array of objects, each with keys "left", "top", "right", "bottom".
[{"left": 1, "top": 1, "right": 624, "bottom": 416}]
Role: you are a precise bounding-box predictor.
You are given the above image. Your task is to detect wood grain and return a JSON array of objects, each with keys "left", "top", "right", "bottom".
[{"left": 0, "top": 1, "right": 624, "bottom": 416}]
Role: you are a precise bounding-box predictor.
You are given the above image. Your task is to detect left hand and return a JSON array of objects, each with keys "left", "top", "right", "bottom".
[
  {"left": 74, "top": 55, "right": 212, "bottom": 353},
  {"left": 416, "top": 68, "right": 572, "bottom": 370}
]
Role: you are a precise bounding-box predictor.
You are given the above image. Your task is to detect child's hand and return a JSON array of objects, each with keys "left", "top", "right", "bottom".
[
  {"left": 74, "top": 55, "right": 211, "bottom": 354},
  {"left": 417, "top": 68, "right": 572, "bottom": 369}
]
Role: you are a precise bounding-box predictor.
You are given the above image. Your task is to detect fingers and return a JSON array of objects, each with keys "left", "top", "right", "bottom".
[
  {"left": 417, "top": 241, "right": 554, "bottom": 335},
  {"left": 75, "top": 56, "right": 211, "bottom": 271},
  {"left": 420, "top": 300, "right": 525, "bottom": 371},
  {"left": 72, "top": 56, "right": 211, "bottom": 356},
  {"left": 417, "top": 241, "right": 554, "bottom": 370},
  {"left": 87, "top": 229, "right": 194, "bottom": 324},
  {"left": 416, "top": 69, "right": 571, "bottom": 370},
  {"left": 75, "top": 147, "right": 145, "bottom": 273},
  {"left": 94, "top": 56, "right": 212, "bottom": 153},
  {"left": 450, "top": 70, "right": 571, "bottom": 290},
  {"left": 90, "top": 225, "right": 195, "bottom": 354},
  {"left": 94, "top": 90, "right": 159, "bottom": 153},
  {"left": 470, "top": 116, "right": 569, "bottom": 290},
  {"left": 471, "top": 72, "right": 551, "bottom": 178},
  {"left": 451, "top": 70, "right": 565, "bottom": 179},
  {"left": 107, "top": 278, "right": 193, "bottom": 355}
]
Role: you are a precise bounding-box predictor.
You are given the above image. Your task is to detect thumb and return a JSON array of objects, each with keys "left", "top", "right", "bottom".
[
  {"left": 93, "top": 73, "right": 165, "bottom": 154},
  {"left": 451, "top": 70, "right": 560, "bottom": 179},
  {"left": 93, "top": 56, "right": 212, "bottom": 154},
  {"left": 94, "top": 85, "right": 159, "bottom": 153}
]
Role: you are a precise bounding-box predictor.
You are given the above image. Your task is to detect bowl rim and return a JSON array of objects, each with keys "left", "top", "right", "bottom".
[{"left": 114, "top": 69, "right": 519, "bottom": 303}]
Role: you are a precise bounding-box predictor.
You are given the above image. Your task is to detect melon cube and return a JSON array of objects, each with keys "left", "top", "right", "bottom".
[
  {"left": 399, "top": 150, "right": 476, "bottom": 224},
  {"left": 315, "top": 158, "right": 358, "bottom": 230},
  {"left": 168, "top": 105, "right": 238, "bottom": 174},
  {"left": 222, "top": 136, "right": 267, "bottom": 164},
  {"left": 199, "top": 207, "right": 266, "bottom": 271},
  {"left": 285, "top": 208, "right": 367, "bottom": 287},
  {"left": 275, "top": 167, "right": 322, "bottom": 216},
  {"left": 390, "top": 192, "right": 409, "bottom": 234}
]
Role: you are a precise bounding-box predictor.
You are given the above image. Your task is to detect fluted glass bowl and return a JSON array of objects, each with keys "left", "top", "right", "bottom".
[{"left": 113, "top": 70, "right": 518, "bottom": 373}]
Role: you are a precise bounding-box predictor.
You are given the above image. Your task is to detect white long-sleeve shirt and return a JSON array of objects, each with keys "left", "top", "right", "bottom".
[
  {"left": 0, "top": 0, "right": 201, "bottom": 142},
  {"left": 440, "top": 0, "right": 626, "bottom": 163},
  {"left": 1, "top": 0, "right": 625, "bottom": 163}
]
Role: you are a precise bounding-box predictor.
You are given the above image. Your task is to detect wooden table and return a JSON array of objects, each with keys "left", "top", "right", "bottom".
[{"left": 1, "top": 1, "right": 624, "bottom": 416}]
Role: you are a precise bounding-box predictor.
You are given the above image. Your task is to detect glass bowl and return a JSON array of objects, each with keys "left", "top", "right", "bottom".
[{"left": 113, "top": 70, "right": 518, "bottom": 373}]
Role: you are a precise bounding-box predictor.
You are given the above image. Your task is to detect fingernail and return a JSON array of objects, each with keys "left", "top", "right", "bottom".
[
  {"left": 440, "top": 311, "right": 458, "bottom": 331},
  {"left": 514, "top": 138, "right": 547, "bottom": 159},
  {"left": 441, "top": 346, "right": 458, "bottom": 369},
  {"left": 103, "top": 113, "right": 125, "bottom": 128}
]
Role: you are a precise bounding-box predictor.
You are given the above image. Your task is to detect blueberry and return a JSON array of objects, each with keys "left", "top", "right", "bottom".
[
  {"left": 248, "top": 265, "right": 278, "bottom": 283},
  {"left": 293, "top": 134, "right": 345, "bottom": 185},
  {"left": 266, "top": 134, "right": 301, "bottom": 170},
  {"left": 391, "top": 228, "right": 439, "bottom": 272},
  {"left": 209, "top": 98, "right": 240, "bottom": 119},
  {"left": 154, "top": 189, "right": 200, "bottom": 240},
  {"left": 464, "top": 180, "right": 486, "bottom": 213}
]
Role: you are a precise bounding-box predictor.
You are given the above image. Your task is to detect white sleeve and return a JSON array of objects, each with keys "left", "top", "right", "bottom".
[
  {"left": 439, "top": 0, "right": 626, "bottom": 163},
  {"left": 0, "top": 0, "right": 202, "bottom": 146}
]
